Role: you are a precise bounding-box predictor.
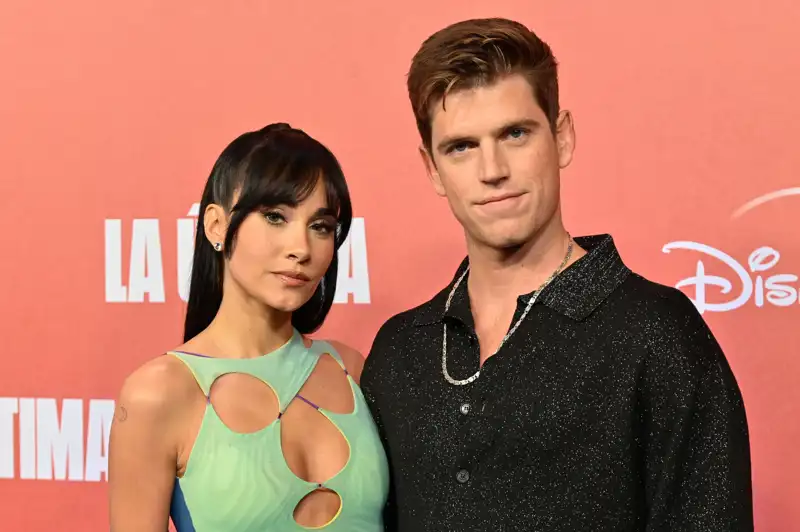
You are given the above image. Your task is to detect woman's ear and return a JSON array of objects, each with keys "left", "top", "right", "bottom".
[{"left": 204, "top": 203, "right": 228, "bottom": 251}]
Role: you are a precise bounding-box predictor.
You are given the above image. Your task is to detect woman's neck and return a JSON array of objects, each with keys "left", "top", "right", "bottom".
[{"left": 202, "top": 282, "right": 295, "bottom": 359}]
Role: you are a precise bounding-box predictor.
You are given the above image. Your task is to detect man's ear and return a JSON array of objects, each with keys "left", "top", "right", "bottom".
[
  {"left": 555, "top": 110, "right": 576, "bottom": 169},
  {"left": 420, "top": 145, "right": 446, "bottom": 197}
]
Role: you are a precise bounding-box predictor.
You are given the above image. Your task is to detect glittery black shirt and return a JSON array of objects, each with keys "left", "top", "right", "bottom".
[{"left": 361, "top": 234, "right": 753, "bottom": 531}]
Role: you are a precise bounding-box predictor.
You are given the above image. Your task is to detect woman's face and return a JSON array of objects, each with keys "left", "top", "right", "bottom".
[{"left": 216, "top": 178, "right": 338, "bottom": 313}]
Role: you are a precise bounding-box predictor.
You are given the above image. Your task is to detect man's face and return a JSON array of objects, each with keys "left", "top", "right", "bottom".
[{"left": 422, "top": 74, "right": 575, "bottom": 250}]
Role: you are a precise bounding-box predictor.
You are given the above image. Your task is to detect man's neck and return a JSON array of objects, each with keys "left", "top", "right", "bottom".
[{"left": 465, "top": 222, "right": 585, "bottom": 308}]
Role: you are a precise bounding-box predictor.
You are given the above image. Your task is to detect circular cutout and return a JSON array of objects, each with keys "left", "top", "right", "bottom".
[
  {"left": 293, "top": 487, "right": 342, "bottom": 528},
  {"left": 280, "top": 353, "right": 353, "bottom": 484},
  {"left": 208, "top": 373, "right": 280, "bottom": 434}
]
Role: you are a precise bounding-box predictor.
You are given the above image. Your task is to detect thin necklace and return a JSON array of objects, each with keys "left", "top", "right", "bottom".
[{"left": 442, "top": 236, "right": 574, "bottom": 386}]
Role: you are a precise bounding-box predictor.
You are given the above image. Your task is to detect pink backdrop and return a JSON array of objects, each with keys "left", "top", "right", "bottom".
[{"left": 0, "top": 1, "right": 797, "bottom": 529}]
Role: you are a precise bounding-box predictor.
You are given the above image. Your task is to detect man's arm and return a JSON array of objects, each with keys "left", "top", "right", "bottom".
[
  {"left": 361, "top": 326, "right": 399, "bottom": 532},
  {"left": 640, "top": 291, "right": 753, "bottom": 531}
]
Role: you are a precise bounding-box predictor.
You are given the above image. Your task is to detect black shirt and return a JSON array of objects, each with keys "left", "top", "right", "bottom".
[{"left": 361, "top": 234, "right": 753, "bottom": 532}]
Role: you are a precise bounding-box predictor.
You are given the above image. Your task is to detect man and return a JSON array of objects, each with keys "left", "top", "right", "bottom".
[{"left": 360, "top": 17, "right": 753, "bottom": 532}]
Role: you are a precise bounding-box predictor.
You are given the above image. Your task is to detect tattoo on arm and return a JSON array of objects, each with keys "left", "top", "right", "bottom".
[{"left": 115, "top": 405, "right": 128, "bottom": 423}]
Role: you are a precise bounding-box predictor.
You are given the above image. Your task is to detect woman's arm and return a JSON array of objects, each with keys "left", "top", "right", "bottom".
[{"left": 108, "top": 356, "right": 192, "bottom": 531}]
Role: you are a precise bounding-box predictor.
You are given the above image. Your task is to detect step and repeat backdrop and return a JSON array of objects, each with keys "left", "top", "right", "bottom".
[{"left": 0, "top": 1, "right": 798, "bottom": 529}]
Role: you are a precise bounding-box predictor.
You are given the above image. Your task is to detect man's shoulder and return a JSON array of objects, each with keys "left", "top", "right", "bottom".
[
  {"left": 616, "top": 271, "right": 726, "bottom": 367},
  {"left": 375, "top": 289, "right": 447, "bottom": 341},
  {"left": 364, "top": 286, "right": 448, "bottom": 364},
  {"left": 619, "top": 270, "right": 703, "bottom": 323}
]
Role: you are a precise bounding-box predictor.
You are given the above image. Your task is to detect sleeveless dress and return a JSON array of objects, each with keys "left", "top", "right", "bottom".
[{"left": 165, "top": 328, "right": 390, "bottom": 531}]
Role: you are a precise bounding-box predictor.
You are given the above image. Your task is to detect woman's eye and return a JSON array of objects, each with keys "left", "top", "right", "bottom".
[
  {"left": 263, "top": 211, "right": 285, "bottom": 224},
  {"left": 311, "top": 221, "right": 334, "bottom": 235}
]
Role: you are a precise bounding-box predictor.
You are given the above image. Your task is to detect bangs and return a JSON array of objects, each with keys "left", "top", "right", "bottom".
[
  {"left": 230, "top": 130, "right": 350, "bottom": 230},
  {"left": 186, "top": 122, "right": 353, "bottom": 341}
]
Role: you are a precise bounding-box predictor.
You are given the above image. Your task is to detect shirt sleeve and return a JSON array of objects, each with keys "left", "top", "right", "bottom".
[
  {"left": 361, "top": 328, "right": 399, "bottom": 532},
  {"left": 639, "top": 291, "right": 754, "bottom": 531}
]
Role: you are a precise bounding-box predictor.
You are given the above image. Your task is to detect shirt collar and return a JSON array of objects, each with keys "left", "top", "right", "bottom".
[{"left": 412, "top": 234, "right": 631, "bottom": 326}]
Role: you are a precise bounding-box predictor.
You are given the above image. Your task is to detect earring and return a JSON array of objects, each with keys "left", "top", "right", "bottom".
[{"left": 214, "top": 242, "right": 222, "bottom": 251}]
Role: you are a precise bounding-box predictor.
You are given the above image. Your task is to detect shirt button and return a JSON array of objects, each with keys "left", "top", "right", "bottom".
[
  {"left": 460, "top": 403, "right": 471, "bottom": 415},
  {"left": 456, "top": 469, "right": 470, "bottom": 483}
]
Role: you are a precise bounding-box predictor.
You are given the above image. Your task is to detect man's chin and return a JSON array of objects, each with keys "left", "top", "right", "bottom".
[{"left": 476, "top": 232, "right": 530, "bottom": 251}]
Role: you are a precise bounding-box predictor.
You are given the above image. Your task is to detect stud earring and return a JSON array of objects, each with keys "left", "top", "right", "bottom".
[{"left": 214, "top": 242, "right": 222, "bottom": 251}]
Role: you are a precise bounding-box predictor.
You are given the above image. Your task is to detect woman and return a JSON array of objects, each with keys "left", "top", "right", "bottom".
[{"left": 108, "top": 123, "right": 390, "bottom": 531}]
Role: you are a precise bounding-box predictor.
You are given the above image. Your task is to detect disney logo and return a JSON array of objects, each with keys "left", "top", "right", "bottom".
[{"left": 662, "top": 241, "right": 798, "bottom": 314}]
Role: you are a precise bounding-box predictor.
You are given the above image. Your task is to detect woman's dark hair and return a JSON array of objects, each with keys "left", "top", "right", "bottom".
[{"left": 183, "top": 122, "right": 353, "bottom": 342}]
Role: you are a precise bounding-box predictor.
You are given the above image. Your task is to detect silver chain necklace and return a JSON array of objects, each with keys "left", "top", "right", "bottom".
[{"left": 442, "top": 237, "right": 574, "bottom": 386}]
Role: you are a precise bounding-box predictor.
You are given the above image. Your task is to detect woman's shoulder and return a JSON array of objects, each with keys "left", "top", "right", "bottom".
[
  {"left": 315, "top": 338, "right": 366, "bottom": 384},
  {"left": 115, "top": 352, "right": 199, "bottom": 425}
]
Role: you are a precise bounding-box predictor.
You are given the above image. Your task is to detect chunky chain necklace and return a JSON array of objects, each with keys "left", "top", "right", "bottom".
[{"left": 442, "top": 237, "right": 574, "bottom": 386}]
